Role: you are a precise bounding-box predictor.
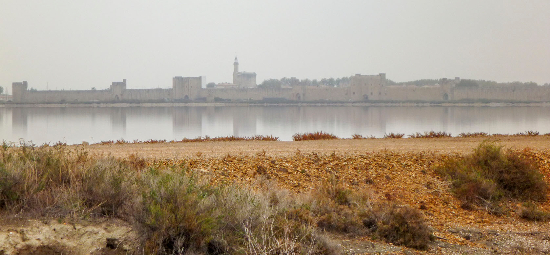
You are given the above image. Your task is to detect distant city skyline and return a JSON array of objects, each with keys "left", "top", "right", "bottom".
[{"left": 1, "top": 0, "right": 549, "bottom": 91}]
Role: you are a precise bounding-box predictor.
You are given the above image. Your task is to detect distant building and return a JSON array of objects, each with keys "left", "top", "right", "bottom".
[
  {"left": 9, "top": 57, "right": 550, "bottom": 104},
  {"left": 233, "top": 57, "right": 257, "bottom": 88},
  {"left": 215, "top": 82, "right": 239, "bottom": 89}
]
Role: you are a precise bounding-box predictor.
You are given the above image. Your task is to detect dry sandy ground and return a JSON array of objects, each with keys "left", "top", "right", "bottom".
[
  {"left": 83, "top": 136, "right": 550, "bottom": 159},
  {"left": 2, "top": 136, "right": 550, "bottom": 254}
]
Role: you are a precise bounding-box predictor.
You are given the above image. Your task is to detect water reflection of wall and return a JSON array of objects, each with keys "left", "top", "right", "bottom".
[
  {"left": 173, "top": 107, "right": 203, "bottom": 138},
  {"left": 12, "top": 108, "right": 28, "bottom": 137},
  {"left": 232, "top": 107, "right": 258, "bottom": 137},
  {"left": 109, "top": 108, "right": 126, "bottom": 135},
  {"left": 258, "top": 106, "right": 387, "bottom": 139},
  {"left": 4, "top": 106, "right": 550, "bottom": 144}
]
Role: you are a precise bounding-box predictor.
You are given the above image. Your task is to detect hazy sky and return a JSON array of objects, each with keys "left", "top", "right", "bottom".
[{"left": 1, "top": 0, "right": 549, "bottom": 91}]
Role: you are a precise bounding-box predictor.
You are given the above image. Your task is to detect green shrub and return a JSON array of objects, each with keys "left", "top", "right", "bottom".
[
  {"left": 81, "top": 158, "right": 138, "bottom": 217},
  {"left": 1, "top": 144, "right": 376, "bottom": 254},
  {"left": 436, "top": 142, "right": 548, "bottom": 213}
]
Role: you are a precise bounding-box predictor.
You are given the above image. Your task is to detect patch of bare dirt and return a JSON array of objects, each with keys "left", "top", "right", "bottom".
[{"left": 0, "top": 218, "right": 139, "bottom": 255}]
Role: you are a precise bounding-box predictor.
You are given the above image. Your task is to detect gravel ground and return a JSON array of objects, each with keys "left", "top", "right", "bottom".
[{"left": 81, "top": 136, "right": 550, "bottom": 159}]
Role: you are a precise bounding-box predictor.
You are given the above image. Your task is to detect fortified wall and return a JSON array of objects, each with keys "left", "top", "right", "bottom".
[
  {"left": 10, "top": 74, "right": 550, "bottom": 104},
  {"left": 12, "top": 77, "right": 203, "bottom": 103}
]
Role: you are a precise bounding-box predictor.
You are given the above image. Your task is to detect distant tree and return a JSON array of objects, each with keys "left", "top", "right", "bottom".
[
  {"left": 29, "top": 88, "right": 37, "bottom": 92},
  {"left": 300, "top": 79, "right": 312, "bottom": 86},
  {"left": 385, "top": 79, "right": 439, "bottom": 86},
  {"left": 475, "top": 80, "right": 498, "bottom": 87},
  {"left": 258, "top": 79, "right": 282, "bottom": 89},
  {"left": 334, "top": 77, "right": 350, "bottom": 87},
  {"left": 455, "top": 79, "right": 479, "bottom": 88},
  {"left": 385, "top": 79, "right": 397, "bottom": 85},
  {"left": 91, "top": 87, "right": 96, "bottom": 90},
  {"left": 206, "top": 82, "right": 216, "bottom": 88},
  {"left": 311, "top": 79, "right": 319, "bottom": 86},
  {"left": 0, "top": 86, "right": 3, "bottom": 94},
  {"left": 260, "top": 75, "right": 352, "bottom": 88}
]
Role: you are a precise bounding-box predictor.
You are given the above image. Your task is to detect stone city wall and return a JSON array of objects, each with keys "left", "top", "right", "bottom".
[
  {"left": 384, "top": 86, "right": 449, "bottom": 102},
  {"left": 18, "top": 90, "right": 113, "bottom": 103},
  {"left": 122, "top": 89, "right": 173, "bottom": 102},
  {"left": 451, "top": 86, "right": 550, "bottom": 102},
  {"left": 10, "top": 74, "right": 550, "bottom": 104}
]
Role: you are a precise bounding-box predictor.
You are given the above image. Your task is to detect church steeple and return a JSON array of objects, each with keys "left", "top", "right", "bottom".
[{"left": 233, "top": 56, "right": 239, "bottom": 74}]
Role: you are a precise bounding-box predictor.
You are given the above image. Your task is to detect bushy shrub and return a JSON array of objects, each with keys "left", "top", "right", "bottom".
[
  {"left": 307, "top": 178, "right": 365, "bottom": 234},
  {"left": 0, "top": 145, "right": 81, "bottom": 214},
  {"left": 0, "top": 145, "right": 340, "bottom": 254},
  {"left": 81, "top": 158, "right": 138, "bottom": 217},
  {"left": 363, "top": 203, "right": 432, "bottom": 250},
  {"left": 436, "top": 142, "right": 548, "bottom": 213}
]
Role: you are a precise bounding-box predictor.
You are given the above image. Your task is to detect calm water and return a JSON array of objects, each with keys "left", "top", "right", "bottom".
[{"left": 1, "top": 106, "right": 549, "bottom": 145}]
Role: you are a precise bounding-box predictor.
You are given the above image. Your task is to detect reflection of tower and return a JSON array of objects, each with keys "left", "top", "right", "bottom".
[
  {"left": 172, "top": 107, "right": 203, "bottom": 138},
  {"left": 110, "top": 108, "right": 126, "bottom": 135},
  {"left": 12, "top": 108, "right": 28, "bottom": 136},
  {"left": 232, "top": 107, "right": 257, "bottom": 137},
  {"left": 442, "top": 107, "right": 450, "bottom": 132}
]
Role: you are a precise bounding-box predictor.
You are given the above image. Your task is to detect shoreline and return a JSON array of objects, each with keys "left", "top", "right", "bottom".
[
  {"left": 1, "top": 101, "right": 550, "bottom": 108},
  {"left": 79, "top": 136, "right": 550, "bottom": 159}
]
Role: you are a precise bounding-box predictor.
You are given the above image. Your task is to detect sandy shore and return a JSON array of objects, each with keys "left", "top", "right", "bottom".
[{"left": 82, "top": 136, "right": 550, "bottom": 159}]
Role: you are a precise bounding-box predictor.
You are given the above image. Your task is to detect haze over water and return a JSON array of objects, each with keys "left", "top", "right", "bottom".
[{"left": 1, "top": 106, "right": 549, "bottom": 145}]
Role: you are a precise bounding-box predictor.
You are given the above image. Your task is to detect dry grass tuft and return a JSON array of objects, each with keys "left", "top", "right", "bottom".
[
  {"left": 384, "top": 133, "right": 404, "bottom": 139},
  {"left": 519, "top": 202, "right": 550, "bottom": 222},
  {"left": 409, "top": 131, "right": 452, "bottom": 138},
  {"left": 458, "top": 132, "right": 489, "bottom": 138},
  {"left": 514, "top": 131, "right": 540, "bottom": 136},
  {"left": 181, "top": 135, "right": 279, "bottom": 142}
]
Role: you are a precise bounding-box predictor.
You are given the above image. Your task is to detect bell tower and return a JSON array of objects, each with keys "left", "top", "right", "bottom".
[{"left": 233, "top": 56, "right": 239, "bottom": 85}]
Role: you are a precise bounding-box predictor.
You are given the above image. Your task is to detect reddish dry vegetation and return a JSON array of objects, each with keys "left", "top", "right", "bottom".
[
  {"left": 98, "top": 135, "right": 279, "bottom": 145},
  {"left": 181, "top": 135, "right": 279, "bottom": 142},
  {"left": 384, "top": 133, "right": 405, "bottom": 138},
  {"left": 292, "top": 131, "right": 338, "bottom": 141},
  {"left": 409, "top": 131, "right": 452, "bottom": 138}
]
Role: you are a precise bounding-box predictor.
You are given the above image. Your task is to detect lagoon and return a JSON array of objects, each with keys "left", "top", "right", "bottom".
[{"left": 1, "top": 105, "right": 549, "bottom": 145}]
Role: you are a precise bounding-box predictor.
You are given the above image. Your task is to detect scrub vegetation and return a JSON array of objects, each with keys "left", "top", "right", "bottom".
[
  {"left": 0, "top": 141, "right": 434, "bottom": 254},
  {"left": 435, "top": 142, "right": 548, "bottom": 214}
]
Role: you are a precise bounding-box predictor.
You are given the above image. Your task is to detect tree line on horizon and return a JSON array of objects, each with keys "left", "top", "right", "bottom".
[{"left": 254, "top": 77, "right": 549, "bottom": 89}]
